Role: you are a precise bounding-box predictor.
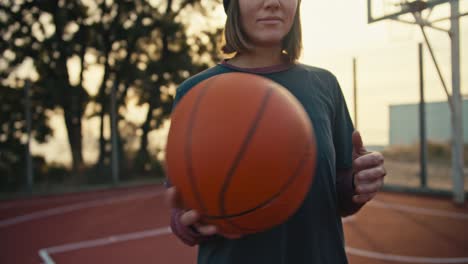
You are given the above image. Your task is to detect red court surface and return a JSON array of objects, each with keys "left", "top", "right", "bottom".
[{"left": 1, "top": 184, "right": 467, "bottom": 264}]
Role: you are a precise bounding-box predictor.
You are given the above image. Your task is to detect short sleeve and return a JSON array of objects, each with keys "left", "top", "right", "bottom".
[
  {"left": 172, "top": 85, "right": 188, "bottom": 109},
  {"left": 330, "top": 75, "right": 354, "bottom": 169}
]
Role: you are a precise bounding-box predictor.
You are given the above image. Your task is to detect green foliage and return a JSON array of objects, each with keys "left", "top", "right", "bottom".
[{"left": 1, "top": 0, "right": 224, "bottom": 191}]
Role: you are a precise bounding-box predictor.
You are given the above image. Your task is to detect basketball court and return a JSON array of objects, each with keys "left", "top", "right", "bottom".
[
  {"left": 0, "top": 184, "right": 467, "bottom": 264},
  {"left": 2, "top": 0, "right": 468, "bottom": 263}
]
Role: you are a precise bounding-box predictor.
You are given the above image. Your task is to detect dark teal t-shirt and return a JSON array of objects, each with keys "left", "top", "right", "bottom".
[{"left": 172, "top": 62, "right": 355, "bottom": 263}]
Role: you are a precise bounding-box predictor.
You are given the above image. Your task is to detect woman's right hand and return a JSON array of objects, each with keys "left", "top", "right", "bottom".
[{"left": 165, "top": 187, "right": 242, "bottom": 239}]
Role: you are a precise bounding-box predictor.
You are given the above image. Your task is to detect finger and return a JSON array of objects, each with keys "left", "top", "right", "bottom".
[
  {"left": 193, "top": 223, "right": 218, "bottom": 236},
  {"left": 352, "top": 131, "right": 364, "bottom": 151},
  {"left": 180, "top": 210, "right": 201, "bottom": 226},
  {"left": 353, "top": 152, "right": 384, "bottom": 171},
  {"left": 354, "top": 166, "right": 386, "bottom": 184},
  {"left": 353, "top": 192, "right": 377, "bottom": 204},
  {"left": 352, "top": 131, "right": 367, "bottom": 157},
  {"left": 355, "top": 179, "right": 384, "bottom": 195}
]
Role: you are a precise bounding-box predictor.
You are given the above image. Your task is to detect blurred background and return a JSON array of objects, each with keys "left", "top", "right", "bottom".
[
  {"left": 1, "top": 0, "right": 226, "bottom": 195},
  {"left": 1, "top": 1, "right": 468, "bottom": 263},
  {"left": 1, "top": 0, "right": 467, "bottom": 197}
]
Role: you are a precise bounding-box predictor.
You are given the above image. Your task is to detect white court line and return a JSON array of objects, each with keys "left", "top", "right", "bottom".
[
  {"left": 346, "top": 247, "right": 468, "bottom": 263},
  {"left": 38, "top": 249, "right": 55, "bottom": 264},
  {"left": 38, "top": 218, "right": 355, "bottom": 264},
  {"left": 345, "top": 200, "right": 468, "bottom": 263},
  {"left": 369, "top": 200, "right": 468, "bottom": 220},
  {"left": 39, "top": 227, "right": 172, "bottom": 264},
  {"left": 0, "top": 192, "right": 122, "bottom": 210},
  {"left": 30, "top": 198, "right": 468, "bottom": 264},
  {"left": 0, "top": 190, "right": 153, "bottom": 210},
  {"left": 0, "top": 190, "right": 164, "bottom": 228}
]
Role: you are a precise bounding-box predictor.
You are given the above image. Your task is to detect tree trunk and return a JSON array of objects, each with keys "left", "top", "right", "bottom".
[
  {"left": 134, "top": 0, "right": 172, "bottom": 172},
  {"left": 96, "top": 53, "right": 111, "bottom": 168},
  {"left": 51, "top": 1, "right": 87, "bottom": 179},
  {"left": 64, "top": 106, "right": 84, "bottom": 172},
  {"left": 134, "top": 99, "right": 154, "bottom": 172}
]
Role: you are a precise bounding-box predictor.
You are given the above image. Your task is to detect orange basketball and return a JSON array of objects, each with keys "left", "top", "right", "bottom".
[{"left": 165, "top": 72, "right": 317, "bottom": 236}]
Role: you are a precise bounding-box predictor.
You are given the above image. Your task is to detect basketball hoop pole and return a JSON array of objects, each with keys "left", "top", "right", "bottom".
[
  {"left": 367, "top": 0, "right": 466, "bottom": 203},
  {"left": 367, "top": 0, "right": 451, "bottom": 23},
  {"left": 411, "top": 11, "right": 453, "bottom": 110},
  {"left": 411, "top": 0, "right": 464, "bottom": 204},
  {"left": 449, "top": 0, "right": 464, "bottom": 204}
]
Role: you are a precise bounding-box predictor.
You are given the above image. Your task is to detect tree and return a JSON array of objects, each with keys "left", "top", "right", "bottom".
[
  {"left": 0, "top": 81, "right": 51, "bottom": 191},
  {"left": 88, "top": 0, "right": 224, "bottom": 174},
  {"left": 0, "top": 0, "right": 91, "bottom": 176},
  {"left": 0, "top": 0, "right": 224, "bottom": 186}
]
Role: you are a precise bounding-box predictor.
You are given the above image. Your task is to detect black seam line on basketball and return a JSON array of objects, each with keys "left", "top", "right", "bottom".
[
  {"left": 218, "top": 87, "right": 275, "bottom": 234},
  {"left": 204, "top": 137, "right": 313, "bottom": 222},
  {"left": 185, "top": 77, "right": 218, "bottom": 214},
  {"left": 224, "top": 139, "right": 313, "bottom": 232},
  {"left": 218, "top": 87, "right": 274, "bottom": 219}
]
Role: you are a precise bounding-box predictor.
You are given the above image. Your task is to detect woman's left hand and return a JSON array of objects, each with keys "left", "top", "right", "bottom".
[{"left": 351, "top": 131, "right": 386, "bottom": 204}]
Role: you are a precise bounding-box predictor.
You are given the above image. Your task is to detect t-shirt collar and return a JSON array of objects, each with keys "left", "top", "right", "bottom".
[{"left": 219, "top": 59, "right": 295, "bottom": 74}]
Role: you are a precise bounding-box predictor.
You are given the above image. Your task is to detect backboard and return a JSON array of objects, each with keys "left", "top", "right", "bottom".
[{"left": 368, "top": 0, "right": 452, "bottom": 23}]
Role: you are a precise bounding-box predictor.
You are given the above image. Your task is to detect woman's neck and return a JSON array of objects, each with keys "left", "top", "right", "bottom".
[{"left": 227, "top": 46, "right": 286, "bottom": 69}]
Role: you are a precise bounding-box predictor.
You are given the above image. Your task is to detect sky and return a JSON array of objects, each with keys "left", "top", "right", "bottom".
[
  {"left": 31, "top": 0, "right": 468, "bottom": 165},
  {"left": 299, "top": 0, "right": 468, "bottom": 145}
]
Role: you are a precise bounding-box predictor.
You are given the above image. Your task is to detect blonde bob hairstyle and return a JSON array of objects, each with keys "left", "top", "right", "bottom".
[{"left": 221, "top": 0, "right": 303, "bottom": 63}]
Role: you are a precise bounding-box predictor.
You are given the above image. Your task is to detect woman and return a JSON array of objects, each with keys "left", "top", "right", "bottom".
[{"left": 165, "top": 0, "right": 386, "bottom": 263}]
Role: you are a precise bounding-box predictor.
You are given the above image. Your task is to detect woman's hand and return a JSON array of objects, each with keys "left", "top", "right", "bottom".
[
  {"left": 351, "top": 131, "right": 386, "bottom": 204},
  {"left": 165, "top": 187, "right": 242, "bottom": 239}
]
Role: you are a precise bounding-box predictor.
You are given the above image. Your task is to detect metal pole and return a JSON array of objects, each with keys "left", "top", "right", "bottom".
[
  {"left": 111, "top": 81, "right": 119, "bottom": 185},
  {"left": 353, "top": 57, "right": 358, "bottom": 129},
  {"left": 450, "top": 0, "right": 464, "bottom": 204},
  {"left": 367, "top": 0, "right": 372, "bottom": 23},
  {"left": 418, "top": 43, "right": 428, "bottom": 188},
  {"left": 24, "top": 80, "right": 33, "bottom": 193},
  {"left": 414, "top": 20, "right": 453, "bottom": 111}
]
